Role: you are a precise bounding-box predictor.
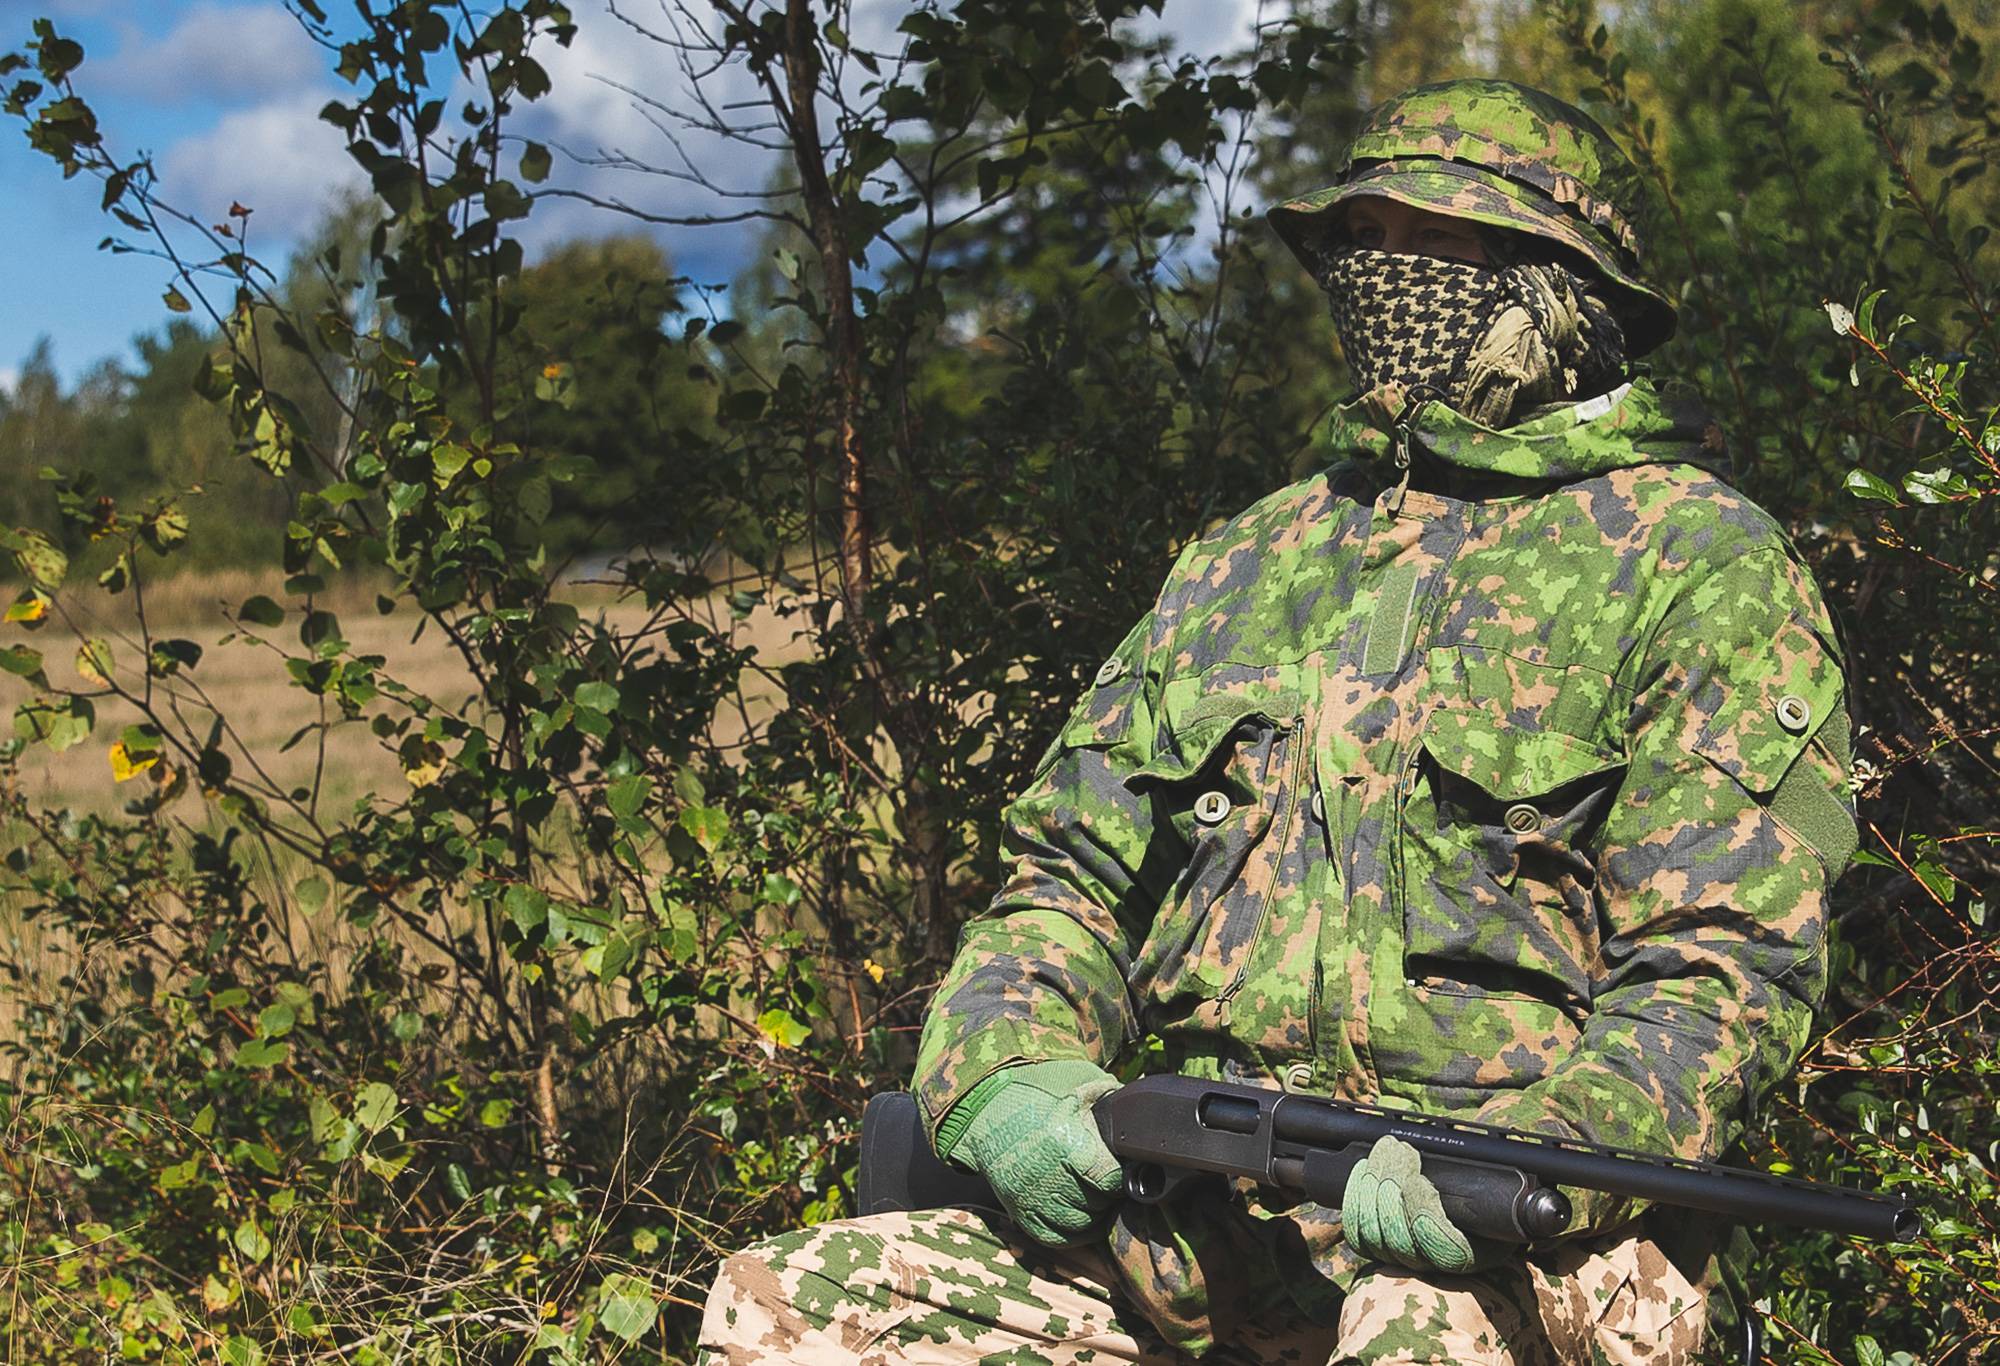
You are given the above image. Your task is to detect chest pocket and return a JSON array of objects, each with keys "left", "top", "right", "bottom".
[
  {"left": 1125, "top": 674, "right": 1306, "bottom": 1011},
  {"left": 1399, "top": 664, "right": 1626, "bottom": 1015}
]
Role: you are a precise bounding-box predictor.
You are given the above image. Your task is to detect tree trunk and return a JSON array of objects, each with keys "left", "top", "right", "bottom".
[{"left": 783, "top": 0, "right": 870, "bottom": 625}]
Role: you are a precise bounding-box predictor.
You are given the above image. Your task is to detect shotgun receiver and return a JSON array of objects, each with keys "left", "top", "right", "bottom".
[{"left": 857, "top": 1074, "right": 1921, "bottom": 1244}]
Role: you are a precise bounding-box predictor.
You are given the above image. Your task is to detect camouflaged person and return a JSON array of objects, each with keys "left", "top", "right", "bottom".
[{"left": 699, "top": 79, "right": 1858, "bottom": 1365}]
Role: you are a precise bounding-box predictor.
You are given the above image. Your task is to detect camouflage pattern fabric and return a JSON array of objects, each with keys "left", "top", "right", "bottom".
[
  {"left": 1266, "top": 80, "right": 1677, "bottom": 355},
  {"left": 697, "top": 1207, "right": 1708, "bottom": 1364},
  {"left": 910, "top": 375, "right": 1855, "bottom": 1350}
]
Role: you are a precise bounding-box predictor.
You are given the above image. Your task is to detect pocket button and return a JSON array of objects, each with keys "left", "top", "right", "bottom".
[
  {"left": 1283, "top": 1062, "right": 1313, "bottom": 1091},
  {"left": 1503, "top": 802, "right": 1543, "bottom": 834},
  {"left": 1775, "top": 694, "right": 1812, "bottom": 733},
  {"left": 1094, "top": 658, "right": 1126, "bottom": 687},
  {"left": 1194, "top": 790, "right": 1232, "bottom": 825}
]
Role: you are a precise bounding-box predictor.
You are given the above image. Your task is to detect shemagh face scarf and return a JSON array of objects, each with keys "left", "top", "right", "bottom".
[{"left": 1314, "top": 244, "right": 1627, "bottom": 428}]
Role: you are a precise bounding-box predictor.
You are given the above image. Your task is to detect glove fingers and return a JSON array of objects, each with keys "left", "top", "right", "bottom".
[
  {"left": 1410, "top": 1210, "right": 1476, "bottom": 1274},
  {"left": 1342, "top": 1163, "right": 1384, "bottom": 1262},
  {"left": 1374, "top": 1172, "right": 1421, "bottom": 1267},
  {"left": 1054, "top": 1096, "right": 1125, "bottom": 1199},
  {"left": 996, "top": 1164, "right": 1097, "bottom": 1247}
]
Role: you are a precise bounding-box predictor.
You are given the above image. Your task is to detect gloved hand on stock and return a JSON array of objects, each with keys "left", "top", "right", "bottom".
[
  {"left": 1341, "top": 1134, "right": 1506, "bottom": 1274},
  {"left": 934, "top": 1059, "right": 1124, "bottom": 1247}
]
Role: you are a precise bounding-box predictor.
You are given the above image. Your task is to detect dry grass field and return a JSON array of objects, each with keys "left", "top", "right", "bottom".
[
  {"left": 0, "top": 565, "right": 815, "bottom": 819},
  {"left": 0, "top": 564, "right": 828, "bottom": 1039}
]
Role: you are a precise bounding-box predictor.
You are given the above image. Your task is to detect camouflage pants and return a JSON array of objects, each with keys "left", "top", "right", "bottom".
[{"left": 697, "top": 1208, "right": 1707, "bottom": 1364}]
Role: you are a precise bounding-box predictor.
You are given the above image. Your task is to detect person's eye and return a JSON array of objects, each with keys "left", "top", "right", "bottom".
[{"left": 1351, "top": 223, "right": 1385, "bottom": 248}]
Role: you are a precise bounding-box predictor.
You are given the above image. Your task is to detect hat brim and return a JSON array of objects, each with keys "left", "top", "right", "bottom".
[{"left": 1268, "top": 165, "right": 1677, "bottom": 356}]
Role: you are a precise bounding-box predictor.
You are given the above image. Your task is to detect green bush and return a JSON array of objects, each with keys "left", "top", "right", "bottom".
[{"left": 0, "top": 1, "right": 1991, "bottom": 1361}]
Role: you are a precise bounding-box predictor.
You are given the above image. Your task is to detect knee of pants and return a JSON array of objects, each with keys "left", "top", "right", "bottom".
[
  {"left": 698, "top": 1227, "right": 851, "bottom": 1361},
  {"left": 1332, "top": 1266, "right": 1539, "bottom": 1366}
]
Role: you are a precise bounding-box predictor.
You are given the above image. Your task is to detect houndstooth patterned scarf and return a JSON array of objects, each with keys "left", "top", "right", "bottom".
[{"left": 1313, "top": 245, "right": 1628, "bottom": 428}]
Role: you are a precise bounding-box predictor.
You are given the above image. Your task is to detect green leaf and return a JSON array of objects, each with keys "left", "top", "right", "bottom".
[
  {"left": 296, "top": 877, "right": 327, "bottom": 911},
  {"left": 756, "top": 1008, "right": 811, "bottom": 1049},
  {"left": 520, "top": 141, "right": 552, "bottom": 183},
  {"left": 597, "top": 1273, "right": 658, "bottom": 1344},
  {"left": 1843, "top": 469, "right": 1900, "bottom": 503},
  {"left": 11, "top": 530, "right": 66, "bottom": 590},
  {"left": 574, "top": 680, "right": 619, "bottom": 712},
  {"left": 164, "top": 286, "right": 192, "bottom": 314},
  {"left": 596, "top": 927, "right": 637, "bottom": 983},
  {"left": 505, "top": 883, "right": 548, "bottom": 936},
  {"left": 478, "top": 1098, "right": 514, "bottom": 1128},
  {"left": 0, "top": 645, "right": 44, "bottom": 677},
  {"left": 257, "top": 1003, "right": 296, "bottom": 1040},
  {"left": 354, "top": 1081, "right": 398, "bottom": 1134},
  {"left": 680, "top": 804, "right": 728, "bottom": 854},
  {"left": 239, "top": 595, "right": 284, "bottom": 628},
  {"left": 232, "top": 1218, "right": 271, "bottom": 1264},
  {"left": 234, "top": 1038, "right": 289, "bottom": 1070},
  {"left": 607, "top": 773, "right": 651, "bottom": 822},
  {"left": 432, "top": 443, "right": 472, "bottom": 487},
  {"left": 309, "top": 1094, "right": 341, "bottom": 1144},
  {"left": 1855, "top": 1335, "right": 1885, "bottom": 1366},
  {"left": 1914, "top": 858, "right": 1956, "bottom": 902}
]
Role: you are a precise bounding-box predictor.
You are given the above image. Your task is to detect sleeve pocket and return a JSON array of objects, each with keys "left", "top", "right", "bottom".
[
  {"left": 1060, "top": 672, "right": 1147, "bottom": 752},
  {"left": 1682, "top": 613, "right": 1844, "bottom": 796}
]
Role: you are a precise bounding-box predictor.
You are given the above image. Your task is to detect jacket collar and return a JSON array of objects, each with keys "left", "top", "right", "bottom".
[{"left": 1329, "top": 375, "right": 1732, "bottom": 484}]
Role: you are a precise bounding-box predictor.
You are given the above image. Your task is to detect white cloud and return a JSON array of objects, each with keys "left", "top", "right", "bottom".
[
  {"left": 158, "top": 90, "right": 364, "bottom": 239},
  {"left": 1146, "top": 0, "right": 1262, "bottom": 62},
  {"left": 514, "top": 0, "right": 786, "bottom": 251},
  {"left": 0, "top": 366, "right": 17, "bottom": 398},
  {"left": 93, "top": 3, "right": 326, "bottom": 106}
]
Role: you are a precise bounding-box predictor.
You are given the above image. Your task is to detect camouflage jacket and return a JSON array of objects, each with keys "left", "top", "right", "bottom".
[{"left": 912, "top": 377, "right": 1856, "bottom": 1342}]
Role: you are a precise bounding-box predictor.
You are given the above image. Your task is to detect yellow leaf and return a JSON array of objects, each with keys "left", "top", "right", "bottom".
[
  {"left": 6, "top": 591, "right": 47, "bottom": 624},
  {"left": 863, "top": 959, "right": 884, "bottom": 984},
  {"left": 110, "top": 743, "right": 158, "bottom": 783},
  {"left": 76, "top": 638, "right": 112, "bottom": 685},
  {"left": 401, "top": 739, "right": 447, "bottom": 788}
]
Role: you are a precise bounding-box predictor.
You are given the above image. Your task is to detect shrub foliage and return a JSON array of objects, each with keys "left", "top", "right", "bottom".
[{"left": 0, "top": 1, "right": 1992, "bottom": 1361}]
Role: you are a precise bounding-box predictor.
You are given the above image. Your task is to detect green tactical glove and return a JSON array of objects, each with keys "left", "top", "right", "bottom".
[
  {"left": 1340, "top": 1135, "right": 1500, "bottom": 1274},
  {"left": 934, "top": 1059, "right": 1124, "bottom": 1247}
]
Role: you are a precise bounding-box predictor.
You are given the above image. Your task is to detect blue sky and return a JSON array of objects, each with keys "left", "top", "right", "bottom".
[{"left": 0, "top": 0, "right": 1262, "bottom": 391}]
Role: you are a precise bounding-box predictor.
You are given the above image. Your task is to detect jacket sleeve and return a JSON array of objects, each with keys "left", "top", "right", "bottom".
[
  {"left": 912, "top": 583, "right": 1186, "bottom": 1145},
  {"left": 1475, "top": 545, "right": 1858, "bottom": 1234}
]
